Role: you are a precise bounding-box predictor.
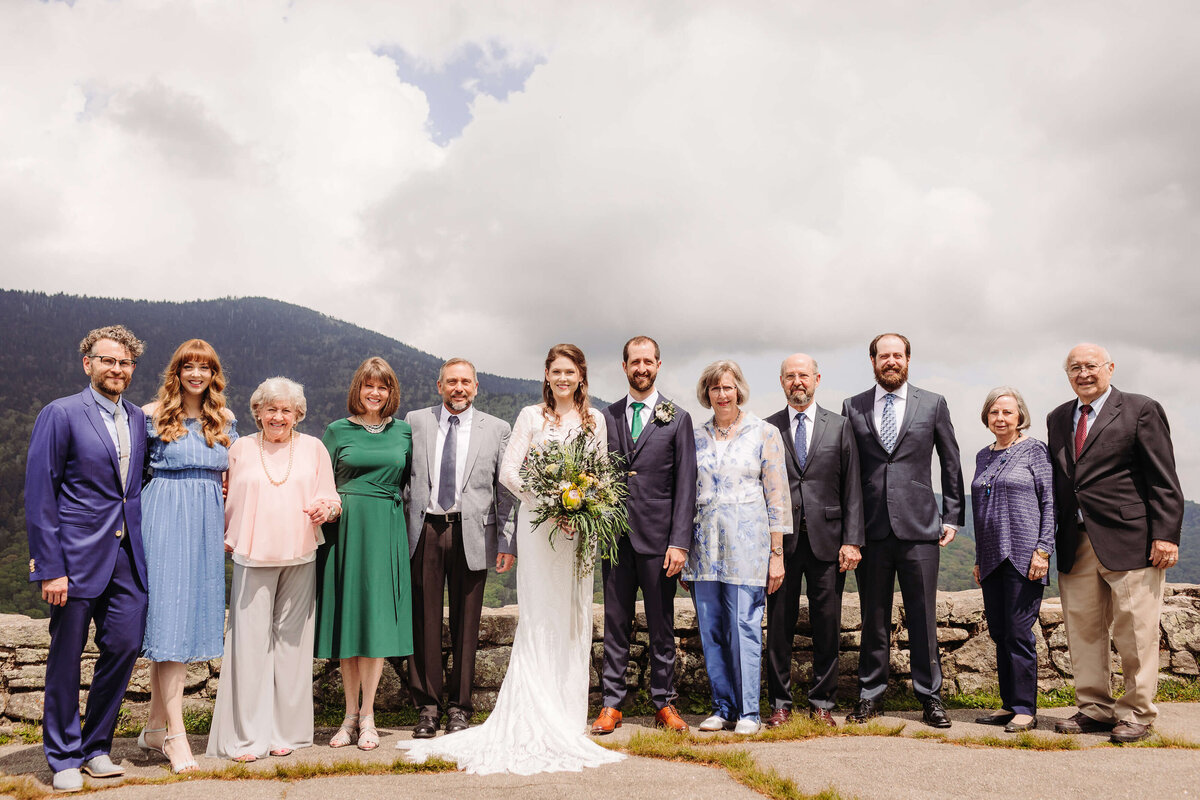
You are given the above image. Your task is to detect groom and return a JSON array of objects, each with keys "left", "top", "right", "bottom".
[{"left": 592, "top": 336, "right": 697, "bottom": 734}]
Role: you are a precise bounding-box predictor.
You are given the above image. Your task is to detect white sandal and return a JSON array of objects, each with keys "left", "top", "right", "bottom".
[
  {"left": 357, "top": 714, "right": 379, "bottom": 751},
  {"left": 137, "top": 726, "right": 167, "bottom": 754},
  {"left": 330, "top": 713, "right": 359, "bottom": 748},
  {"left": 163, "top": 732, "right": 199, "bottom": 774}
]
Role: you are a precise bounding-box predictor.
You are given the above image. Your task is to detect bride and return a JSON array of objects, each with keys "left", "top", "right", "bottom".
[{"left": 400, "top": 343, "right": 625, "bottom": 774}]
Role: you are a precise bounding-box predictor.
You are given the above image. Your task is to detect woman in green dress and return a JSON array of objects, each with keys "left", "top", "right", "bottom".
[{"left": 316, "top": 357, "right": 413, "bottom": 750}]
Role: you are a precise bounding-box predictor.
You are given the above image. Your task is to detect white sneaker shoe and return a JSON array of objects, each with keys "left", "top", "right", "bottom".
[
  {"left": 698, "top": 714, "right": 730, "bottom": 731},
  {"left": 52, "top": 768, "right": 83, "bottom": 792},
  {"left": 733, "top": 719, "right": 761, "bottom": 735},
  {"left": 81, "top": 754, "right": 124, "bottom": 778}
]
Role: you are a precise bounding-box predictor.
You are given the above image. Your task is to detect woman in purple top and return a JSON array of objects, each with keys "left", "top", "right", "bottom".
[{"left": 970, "top": 387, "right": 1055, "bottom": 733}]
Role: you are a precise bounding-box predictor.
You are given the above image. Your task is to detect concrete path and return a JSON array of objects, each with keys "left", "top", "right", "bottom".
[{"left": 2, "top": 704, "right": 1198, "bottom": 799}]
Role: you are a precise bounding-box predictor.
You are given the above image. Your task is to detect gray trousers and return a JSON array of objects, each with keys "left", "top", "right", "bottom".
[{"left": 206, "top": 561, "right": 315, "bottom": 759}]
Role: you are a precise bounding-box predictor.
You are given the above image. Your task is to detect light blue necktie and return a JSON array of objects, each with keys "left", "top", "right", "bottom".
[
  {"left": 794, "top": 412, "right": 807, "bottom": 470},
  {"left": 881, "top": 393, "right": 898, "bottom": 453}
]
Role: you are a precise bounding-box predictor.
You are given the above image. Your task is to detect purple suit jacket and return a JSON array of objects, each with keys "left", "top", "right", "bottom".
[
  {"left": 25, "top": 388, "right": 148, "bottom": 598},
  {"left": 602, "top": 396, "right": 698, "bottom": 555}
]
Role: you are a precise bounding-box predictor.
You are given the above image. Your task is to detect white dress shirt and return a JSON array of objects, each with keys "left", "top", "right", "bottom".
[
  {"left": 428, "top": 405, "right": 473, "bottom": 513},
  {"left": 624, "top": 389, "right": 659, "bottom": 438},
  {"left": 872, "top": 382, "right": 909, "bottom": 433},
  {"left": 788, "top": 404, "right": 816, "bottom": 459}
]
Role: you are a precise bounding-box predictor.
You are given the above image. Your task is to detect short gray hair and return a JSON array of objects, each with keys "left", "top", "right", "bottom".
[
  {"left": 249, "top": 376, "right": 307, "bottom": 429},
  {"left": 439, "top": 357, "right": 477, "bottom": 383},
  {"left": 980, "top": 386, "right": 1031, "bottom": 431},
  {"left": 696, "top": 360, "right": 749, "bottom": 408},
  {"left": 1063, "top": 343, "right": 1112, "bottom": 371}
]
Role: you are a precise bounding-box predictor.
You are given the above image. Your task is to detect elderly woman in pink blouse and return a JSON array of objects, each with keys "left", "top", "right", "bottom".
[{"left": 206, "top": 377, "right": 340, "bottom": 762}]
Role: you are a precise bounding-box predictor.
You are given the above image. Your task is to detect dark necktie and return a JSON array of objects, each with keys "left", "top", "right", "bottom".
[
  {"left": 630, "top": 402, "right": 645, "bottom": 441},
  {"left": 794, "top": 412, "right": 807, "bottom": 470},
  {"left": 438, "top": 415, "right": 460, "bottom": 509},
  {"left": 1074, "top": 404, "right": 1092, "bottom": 460},
  {"left": 881, "top": 393, "right": 898, "bottom": 452}
]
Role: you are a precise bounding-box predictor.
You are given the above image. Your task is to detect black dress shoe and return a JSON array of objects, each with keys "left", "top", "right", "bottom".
[
  {"left": 922, "top": 697, "right": 952, "bottom": 728},
  {"left": 1004, "top": 716, "right": 1038, "bottom": 733},
  {"left": 845, "top": 699, "right": 879, "bottom": 724},
  {"left": 974, "top": 711, "right": 1015, "bottom": 726},
  {"left": 446, "top": 708, "right": 470, "bottom": 734},
  {"left": 413, "top": 715, "right": 439, "bottom": 739}
]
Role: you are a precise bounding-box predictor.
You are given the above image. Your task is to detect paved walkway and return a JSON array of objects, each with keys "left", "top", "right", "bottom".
[{"left": 2, "top": 704, "right": 1198, "bottom": 799}]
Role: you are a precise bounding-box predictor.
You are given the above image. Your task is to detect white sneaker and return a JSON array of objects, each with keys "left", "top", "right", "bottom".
[
  {"left": 698, "top": 714, "right": 730, "bottom": 731},
  {"left": 52, "top": 768, "right": 83, "bottom": 793},
  {"left": 81, "top": 754, "right": 124, "bottom": 778},
  {"left": 733, "top": 719, "right": 761, "bottom": 735}
]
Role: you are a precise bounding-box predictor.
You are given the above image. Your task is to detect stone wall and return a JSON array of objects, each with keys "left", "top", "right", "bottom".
[{"left": 3, "top": 585, "right": 1199, "bottom": 726}]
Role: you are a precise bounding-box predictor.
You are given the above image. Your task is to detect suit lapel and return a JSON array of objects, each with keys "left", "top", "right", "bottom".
[
  {"left": 805, "top": 407, "right": 830, "bottom": 475},
  {"left": 82, "top": 389, "right": 122, "bottom": 485},
  {"left": 463, "top": 410, "right": 484, "bottom": 477},
  {"left": 772, "top": 410, "right": 799, "bottom": 471},
  {"left": 860, "top": 390, "right": 888, "bottom": 452},
  {"left": 631, "top": 398, "right": 663, "bottom": 459},
  {"left": 894, "top": 385, "right": 920, "bottom": 449},
  {"left": 610, "top": 398, "right": 634, "bottom": 457},
  {"left": 1078, "top": 390, "right": 1121, "bottom": 462},
  {"left": 423, "top": 407, "right": 439, "bottom": 480}
]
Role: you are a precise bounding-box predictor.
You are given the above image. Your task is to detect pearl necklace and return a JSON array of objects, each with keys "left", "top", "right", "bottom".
[
  {"left": 258, "top": 431, "right": 296, "bottom": 486},
  {"left": 354, "top": 415, "right": 390, "bottom": 434},
  {"left": 714, "top": 409, "right": 742, "bottom": 438}
]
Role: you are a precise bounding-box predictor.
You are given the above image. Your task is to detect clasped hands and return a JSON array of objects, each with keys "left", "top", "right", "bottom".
[{"left": 304, "top": 499, "right": 341, "bottom": 525}]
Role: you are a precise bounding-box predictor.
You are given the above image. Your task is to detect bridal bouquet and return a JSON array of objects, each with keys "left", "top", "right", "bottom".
[{"left": 519, "top": 432, "right": 630, "bottom": 577}]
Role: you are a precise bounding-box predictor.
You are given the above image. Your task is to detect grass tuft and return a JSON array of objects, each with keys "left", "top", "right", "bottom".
[{"left": 912, "top": 730, "right": 1079, "bottom": 751}]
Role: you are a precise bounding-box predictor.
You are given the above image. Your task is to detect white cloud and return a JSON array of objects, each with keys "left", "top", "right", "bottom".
[{"left": 1, "top": 0, "right": 1197, "bottom": 492}]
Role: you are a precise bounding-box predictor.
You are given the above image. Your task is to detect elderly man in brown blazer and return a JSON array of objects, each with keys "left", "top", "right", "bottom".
[{"left": 1046, "top": 343, "right": 1184, "bottom": 743}]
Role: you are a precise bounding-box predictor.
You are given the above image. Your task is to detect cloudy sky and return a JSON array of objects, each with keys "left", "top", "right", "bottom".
[{"left": 2, "top": 0, "right": 1198, "bottom": 493}]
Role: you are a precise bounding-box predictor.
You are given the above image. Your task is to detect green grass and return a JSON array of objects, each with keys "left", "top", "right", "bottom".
[
  {"left": 0, "top": 724, "right": 41, "bottom": 746},
  {"left": 911, "top": 730, "right": 1081, "bottom": 750}
]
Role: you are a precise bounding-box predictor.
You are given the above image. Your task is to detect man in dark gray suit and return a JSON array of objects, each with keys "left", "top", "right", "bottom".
[
  {"left": 764, "top": 353, "right": 864, "bottom": 728},
  {"left": 842, "top": 333, "right": 964, "bottom": 728},
  {"left": 404, "top": 358, "right": 517, "bottom": 738}
]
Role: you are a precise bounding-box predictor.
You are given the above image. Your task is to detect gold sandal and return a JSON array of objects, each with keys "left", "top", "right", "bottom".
[{"left": 330, "top": 713, "right": 359, "bottom": 748}]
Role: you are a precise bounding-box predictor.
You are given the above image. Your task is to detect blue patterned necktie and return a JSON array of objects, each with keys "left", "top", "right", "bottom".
[
  {"left": 794, "top": 412, "right": 807, "bottom": 470},
  {"left": 438, "top": 415, "right": 460, "bottom": 509},
  {"left": 880, "top": 393, "right": 898, "bottom": 453}
]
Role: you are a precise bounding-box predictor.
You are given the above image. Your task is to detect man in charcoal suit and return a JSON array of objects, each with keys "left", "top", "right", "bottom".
[
  {"left": 405, "top": 358, "right": 517, "bottom": 738},
  {"left": 1047, "top": 343, "right": 1184, "bottom": 743},
  {"left": 25, "top": 325, "right": 150, "bottom": 792},
  {"left": 763, "top": 353, "right": 864, "bottom": 727},
  {"left": 591, "top": 336, "right": 697, "bottom": 734},
  {"left": 841, "top": 333, "right": 964, "bottom": 728}
]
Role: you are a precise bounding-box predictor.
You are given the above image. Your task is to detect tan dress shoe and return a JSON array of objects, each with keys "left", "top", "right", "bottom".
[
  {"left": 591, "top": 707, "right": 622, "bottom": 735},
  {"left": 655, "top": 705, "right": 689, "bottom": 732}
]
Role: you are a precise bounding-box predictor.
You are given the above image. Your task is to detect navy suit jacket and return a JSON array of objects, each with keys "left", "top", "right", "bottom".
[
  {"left": 602, "top": 396, "right": 697, "bottom": 555},
  {"left": 842, "top": 383, "right": 965, "bottom": 542},
  {"left": 765, "top": 405, "right": 865, "bottom": 562},
  {"left": 1046, "top": 386, "right": 1183, "bottom": 573},
  {"left": 25, "top": 388, "right": 148, "bottom": 598}
]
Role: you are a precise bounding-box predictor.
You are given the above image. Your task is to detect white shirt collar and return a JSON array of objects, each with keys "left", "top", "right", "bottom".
[
  {"left": 788, "top": 404, "right": 816, "bottom": 425},
  {"left": 626, "top": 390, "right": 659, "bottom": 411},
  {"left": 874, "top": 382, "right": 909, "bottom": 402},
  {"left": 440, "top": 404, "right": 474, "bottom": 427},
  {"left": 1076, "top": 386, "right": 1113, "bottom": 414}
]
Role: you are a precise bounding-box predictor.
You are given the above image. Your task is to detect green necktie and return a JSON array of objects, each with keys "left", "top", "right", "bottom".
[{"left": 630, "top": 402, "right": 645, "bottom": 441}]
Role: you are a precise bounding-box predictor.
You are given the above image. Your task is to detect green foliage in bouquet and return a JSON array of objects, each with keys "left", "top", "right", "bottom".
[{"left": 519, "top": 432, "right": 630, "bottom": 577}]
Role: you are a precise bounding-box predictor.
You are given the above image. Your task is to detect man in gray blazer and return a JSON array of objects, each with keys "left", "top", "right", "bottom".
[
  {"left": 405, "top": 358, "right": 516, "bottom": 738},
  {"left": 841, "top": 333, "right": 964, "bottom": 728},
  {"left": 764, "top": 353, "right": 864, "bottom": 728}
]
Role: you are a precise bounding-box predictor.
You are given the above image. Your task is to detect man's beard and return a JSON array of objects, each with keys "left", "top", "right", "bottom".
[
  {"left": 445, "top": 396, "right": 473, "bottom": 412},
  {"left": 874, "top": 363, "right": 908, "bottom": 392},
  {"left": 787, "top": 388, "right": 811, "bottom": 407},
  {"left": 627, "top": 371, "right": 655, "bottom": 392}
]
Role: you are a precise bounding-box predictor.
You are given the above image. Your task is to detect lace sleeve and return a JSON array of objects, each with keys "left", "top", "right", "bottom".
[
  {"left": 760, "top": 424, "right": 793, "bottom": 535},
  {"left": 500, "top": 406, "right": 537, "bottom": 506}
]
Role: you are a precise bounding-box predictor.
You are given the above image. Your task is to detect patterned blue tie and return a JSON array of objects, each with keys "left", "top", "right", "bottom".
[
  {"left": 794, "top": 412, "right": 807, "bottom": 470},
  {"left": 881, "top": 393, "right": 898, "bottom": 453}
]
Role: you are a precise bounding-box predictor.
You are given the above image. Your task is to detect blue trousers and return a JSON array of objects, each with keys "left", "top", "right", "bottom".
[
  {"left": 691, "top": 580, "right": 766, "bottom": 721},
  {"left": 44, "top": 540, "right": 147, "bottom": 772},
  {"left": 980, "top": 559, "right": 1044, "bottom": 716}
]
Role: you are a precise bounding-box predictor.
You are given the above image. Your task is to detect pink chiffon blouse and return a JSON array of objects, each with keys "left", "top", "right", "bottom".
[{"left": 223, "top": 432, "right": 340, "bottom": 566}]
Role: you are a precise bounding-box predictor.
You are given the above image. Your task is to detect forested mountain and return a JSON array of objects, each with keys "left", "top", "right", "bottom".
[{"left": 0, "top": 290, "right": 544, "bottom": 616}]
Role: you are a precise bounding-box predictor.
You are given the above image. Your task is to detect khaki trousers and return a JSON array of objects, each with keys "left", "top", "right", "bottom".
[{"left": 1059, "top": 531, "right": 1165, "bottom": 725}]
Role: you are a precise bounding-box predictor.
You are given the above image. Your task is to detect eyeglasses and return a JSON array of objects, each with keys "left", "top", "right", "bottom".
[
  {"left": 1066, "top": 362, "right": 1110, "bottom": 377},
  {"left": 88, "top": 354, "right": 137, "bottom": 370}
]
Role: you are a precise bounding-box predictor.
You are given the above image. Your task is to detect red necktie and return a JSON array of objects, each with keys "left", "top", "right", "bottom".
[{"left": 1074, "top": 404, "right": 1092, "bottom": 460}]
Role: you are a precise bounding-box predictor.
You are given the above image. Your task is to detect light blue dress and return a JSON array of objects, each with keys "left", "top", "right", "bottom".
[{"left": 142, "top": 416, "right": 238, "bottom": 662}]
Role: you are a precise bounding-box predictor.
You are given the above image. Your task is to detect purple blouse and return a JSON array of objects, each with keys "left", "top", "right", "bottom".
[{"left": 970, "top": 437, "right": 1056, "bottom": 584}]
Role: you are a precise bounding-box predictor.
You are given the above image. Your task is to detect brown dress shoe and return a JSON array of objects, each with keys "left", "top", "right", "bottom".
[
  {"left": 1110, "top": 721, "right": 1152, "bottom": 743},
  {"left": 765, "top": 708, "right": 792, "bottom": 728},
  {"left": 1053, "top": 711, "right": 1115, "bottom": 735},
  {"left": 591, "top": 707, "right": 622, "bottom": 735},
  {"left": 655, "top": 705, "right": 689, "bottom": 732},
  {"left": 809, "top": 707, "right": 837, "bottom": 727}
]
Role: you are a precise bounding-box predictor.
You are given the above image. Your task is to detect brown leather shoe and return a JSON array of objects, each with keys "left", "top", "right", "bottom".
[
  {"left": 809, "top": 707, "right": 837, "bottom": 727},
  {"left": 591, "top": 707, "right": 622, "bottom": 735},
  {"left": 765, "top": 708, "right": 792, "bottom": 728},
  {"left": 655, "top": 705, "right": 689, "bottom": 732},
  {"left": 1053, "top": 711, "right": 1115, "bottom": 735},
  {"left": 1110, "top": 721, "right": 1152, "bottom": 744}
]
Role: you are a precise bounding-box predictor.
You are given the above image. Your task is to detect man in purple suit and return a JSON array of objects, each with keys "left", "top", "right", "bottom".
[
  {"left": 25, "top": 325, "right": 150, "bottom": 793},
  {"left": 591, "top": 336, "right": 697, "bottom": 734}
]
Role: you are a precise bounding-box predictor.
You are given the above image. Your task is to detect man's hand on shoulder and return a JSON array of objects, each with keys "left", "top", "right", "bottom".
[{"left": 42, "top": 576, "right": 68, "bottom": 606}]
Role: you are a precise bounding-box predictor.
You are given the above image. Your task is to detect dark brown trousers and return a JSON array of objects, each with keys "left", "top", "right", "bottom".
[{"left": 407, "top": 516, "right": 487, "bottom": 716}]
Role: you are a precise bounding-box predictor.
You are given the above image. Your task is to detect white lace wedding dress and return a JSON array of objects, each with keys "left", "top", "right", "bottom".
[{"left": 400, "top": 404, "right": 625, "bottom": 775}]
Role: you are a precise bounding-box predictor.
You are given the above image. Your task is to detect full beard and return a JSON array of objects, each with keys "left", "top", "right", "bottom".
[
  {"left": 874, "top": 364, "right": 907, "bottom": 392},
  {"left": 787, "top": 388, "right": 811, "bottom": 407},
  {"left": 444, "top": 397, "right": 473, "bottom": 413},
  {"left": 627, "top": 372, "right": 655, "bottom": 393}
]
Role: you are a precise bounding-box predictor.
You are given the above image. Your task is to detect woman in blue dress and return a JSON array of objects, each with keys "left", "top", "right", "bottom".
[{"left": 138, "top": 339, "right": 237, "bottom": 773}]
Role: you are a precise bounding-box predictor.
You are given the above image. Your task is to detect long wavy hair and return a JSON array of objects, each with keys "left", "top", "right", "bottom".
[
  {"left": 152, "top": 339, "right": 232, "bottom": 447},
  {"left": 541, "top": 343, "right": 593, "bottom": 432}
]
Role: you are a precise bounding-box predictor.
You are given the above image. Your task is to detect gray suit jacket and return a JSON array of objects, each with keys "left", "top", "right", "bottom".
[
  {"left": 404, "top": 405, "right": 517, "bottom": 570},
  {"left": 842, "top": 383, "right": 965, "bottom": 542},
  {"left": 765, "top": 405, "right": 865, "bottom": 562}
]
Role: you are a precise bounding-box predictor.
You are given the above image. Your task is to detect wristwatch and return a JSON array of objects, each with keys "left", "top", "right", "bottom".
[
  {"left": 1034, "top": 548, "right": 1050, "bottom": 559},
  {"left": 771, "top": 546, "right": 784, "bottom": 556}
]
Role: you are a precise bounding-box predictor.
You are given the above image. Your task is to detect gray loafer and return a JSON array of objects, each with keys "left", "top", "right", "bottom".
[
  {"left": 81, "top": 754, "right": 125, "bottom": 778},
  {"left": 52, "top": 767, "right": 83, "bottom": 792}
]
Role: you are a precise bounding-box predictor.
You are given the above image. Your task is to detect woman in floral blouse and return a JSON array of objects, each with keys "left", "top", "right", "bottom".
[{"left": 683, "top": 360, "right": 791, "bottom": 735}]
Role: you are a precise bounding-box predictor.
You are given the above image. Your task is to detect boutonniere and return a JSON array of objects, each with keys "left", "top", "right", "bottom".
[{"left": 653, "top": 401, "right": 676, "bottom": 424}]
